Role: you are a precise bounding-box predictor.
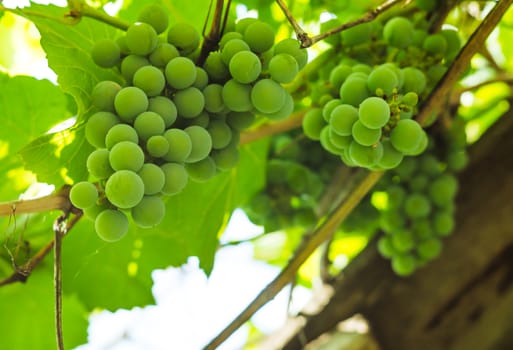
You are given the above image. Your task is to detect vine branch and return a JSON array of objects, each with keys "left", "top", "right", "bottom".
[{"left": 0, "top": 186, "right": 72, "bottom": 217}]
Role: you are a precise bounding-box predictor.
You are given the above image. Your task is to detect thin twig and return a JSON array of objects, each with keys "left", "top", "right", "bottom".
[
  {"left": 275, "top": 0, "right": 311, "bottom": 46},
  {"left": 240, "top": 110, "right": 306, "bottom": 145},
  {"left": 66, "top": 0, "right": 129, "bottom": 30},
  {"left": 198, "top": 0, "right": 227, "bottom": 66},
  {"left": 53, "top": 214, "right": 68, "bottom": 350},
  {"left": 0, "top": 186, "right": 72, "bottom": 217},
  {"left": 204, "top": 170, "right": 383, "bottom": 349}
]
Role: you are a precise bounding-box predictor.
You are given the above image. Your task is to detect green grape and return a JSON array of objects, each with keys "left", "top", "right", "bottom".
[
  {"left": 211, "top": 145, "right": 240, "bottom": 171},
  {"left": 401, "top": 67, "right": 427, "bottom": 94},
  {"left": 423, "top": 33, "right": 447, "bottom": 55},
  {"left": 221, "top": 38, "right": 250, "bottom": 65},
  {"left": 126, "top": 22, "right": 158, "bottom": 56},
  {"left": 447, "top": 149, "right": 468, "bottom": 171},
  {"left": 149, "top": 42, "right": 179, "bottom": 67},
  {"left": 229, "top": 51, "right": 262, "bottom": 84},
  {"left": 274, "top": 38, "right": 308, "bottom": 69},
  {"left": 348, "top": 141, "right": 383, "bottom": 167},
  {"left": 146, "top": 135, "right": 169, "bottom": 158},
  {"left": 377, "top": 139, "right": 404, "bottom": 169},
  {"left": 265, "top": 91, "right": 294, "bottom": 121},
  {"left": 428, "top": 174, "right": 458, "bottom": 207},
  {"left": 137, "top": 3, "right": 169, "bottom": 34},
  {"left": 163, "top": 128, "right": 192, "bottom": 162},
  {"left": 131, "top": 196, "right": 166, "bottom": 228},
  {"left": 391, "top": 253, "right": 416, "bottom": 276},
  {"left": 138, "top": 163, "right": 165, "bottom": 195},
  {"left": 91, "top": 80, "right": 121, "bottom": 112},
  {"left": 380, "top": 209, "right": 406, "bottom": 233},
  {"left": 226, "top": 111, "right": 255, "bottom": 131},
  {"left": 165, "top": 56, "right": 197, "bottom": 90},
  {"left": 85, "top": 111, "right": 120, "bottom": 148},
  {"left": 341, "top": 21, "right": 372, "bottom": 46},
  {"left": 427, "top": 64, "right": 447, "bottom": 84},
  {"left": 358, "top": 97, "right": 390, "bottom": 129},
  {"left": 105, "top": 170, "right": 145, "bottom": 209},
  {"left": 95, "top": 209, "right": 129, "bottom": 242},
  {"left": 377, "top": 236, "right": 397, "bottom": 258},
  {"left": 87, "top": 149, "right": 114, "bottom": 179},
  {"left": 352, "top": 120, "right": 381, "bottom": 146},
  {"left": 339, "top": 76, "right": 369, "bottom": 107},
  {"left": 83, "top": 202, "right": 109, "bottom": 221},
  {"left": 187, "top": 111, "right": 210, "bottom": 128},
  {"left": 383, "top": 17, "right": 414, "bottom": 48},
  {"left": 441, "top": 29, "right": 461, "bottom": 60},
  {"left": 404, "top": 193, "right": 432, "bottom": 219},
  {"left": 235, "top": 18, "right": 258, "bottom": 34},
  {"left": 222, "top": 79, "right": 252, "bottom": 112},
  {"left": 219, "top": 32, "right": 243, "bottom": 49},
  {"left": 367, "top": 66, "right": 399, "bottom": 96},
  {"left": 329, "top": 64, "right": 353, "bottom": 91},
  {"left": 91, "top": 39, "right": 120, "bottom": 68},
  {"left": 203, "top": 52, "right": 230, "bottom": 82},
  {"left": 114, "top": 87, "right": 149, "bottom": 122},
  {"left": 329, "top": 127, "right": 352, "bottom": 149},
  {"left": 148, "top": 96, "right": 177, "bottom": 127},
  {"left": 207, "top": 120, "right": 232, "bottom": 149},
  {"left": 203, "top": 84, "right": 225, "bottom": 113},
  {"left": 184, "top": 125, "right": 213, "bottom": 162},
  {"left": 433, "top": 211, "right": 455, "bottom": 236},
  {"left": 193, "top": 67, "right": 209, "bottom": 90},
  {"left": 412, "top": 219, "right": 433, "bottom": 240},
  {"left": 322, "top": 99, "right": 342, "bottom": 122},
  {"left": 386, "top": 185, "right": 406, "bottom": 210},
  {"left": 401, "top": 92, "right": 418, "bottom": 107},
  {"left": 173, "top": 87, "right": 205, "bottom": 118},
  {"left": 394, "top": 156, "right": 418, "bottom": 179},
  {"left": 409, "top": 131, "right": 428, "bottom": 156},
  {"left": 186, "top": 157, "right": 217, "bottom": 182},
  {"left": 109, "top": 141, "right": 145, "bottom": 172},
  {"left": 390, "top": 119, "right": 425, "bottom": 154},
  {"left": 415, "top": 0, "right": 437, "bottom": 11},
  {"left": 302, "top": 108, "right": 326, "bottom": 140},
  {"left": 352, "top": 64, "right": 372, "bottom": 74},
  {"left": 416, "top": 238, "right": 442, "bottom": 260},
  {"left": 167, "top": 22, "right": 200, "bottom": 55},
  {"left": 105, "top": 124, "right": 139, "bottom": 150},
  {"left": 116, "top": 36, "right": 129, "bottom": 55},
  {"left": 391, "top": 230, "right": 415, "bottom": 252},
  {"left": 161, "top": 162, "right": 188, "bottom": 195},
  {"left": 243, "top": 20, "right": 274, "bottom": 53},
  {"left": 268, "top": 53, "right": 298, "bottom": 84},
  {"left": 330, "top": 104, "right": 358, "bottom": 136},
  {"left": 70, "top": 181, "right": 98, "bottom": 209},
  {"left": 134, "top": 111, "right": 165, "bottom": 141},
  {"left": 121, "top": 55, "right": 149, "bottom": 83},
  {"left": 133, "top": 65, "right": 165, "bottom": 97},
  {"left": 251, "top": 79, "right": 285, "bottom": 114}
]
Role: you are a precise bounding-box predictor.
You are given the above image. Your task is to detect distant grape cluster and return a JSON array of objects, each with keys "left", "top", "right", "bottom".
[
  {"left": 375, "top": 125, "right": 468, "bottom": 276},
  {"left": 70, "top": 3, "right": 306, "bottom": 242}
]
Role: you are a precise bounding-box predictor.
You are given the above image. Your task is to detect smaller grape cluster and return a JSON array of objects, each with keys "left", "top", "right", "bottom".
[
  {"left": 70, "top": 4, "right": 306, "bottom": 242},
  {"left": 375, "top": 127, "right": 468, "bottom": 276},
  {"left": 303, "top": 63, "right": 428, "bottom": 171}
]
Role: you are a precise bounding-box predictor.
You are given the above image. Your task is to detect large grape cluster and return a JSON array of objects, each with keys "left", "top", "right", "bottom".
[
  {"left": 69, "top": 4, "right": 306, "bottom": 242},
  {"left": 375, "top": 125, "right": 468, "bottom": 276}
]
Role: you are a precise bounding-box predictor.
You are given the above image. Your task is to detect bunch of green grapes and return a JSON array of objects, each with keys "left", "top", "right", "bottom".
[
  {"left": 70, "top": 4, "right": 307, "bottom": 242},
  {"left": 375, "top": 125, "right": 468, "bottom": 276},
  {"left": 243, "top": 134, "right": 339, "bottom": 232}
]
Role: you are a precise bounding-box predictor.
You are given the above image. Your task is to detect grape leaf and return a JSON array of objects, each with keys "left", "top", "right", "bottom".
[{"left": 0, "top": 265, "right": 88, "bottom": 350}]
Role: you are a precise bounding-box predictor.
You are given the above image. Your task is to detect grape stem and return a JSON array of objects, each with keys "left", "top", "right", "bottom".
[
  {"left": 0, "top": 186, "right": 73, "bottom": 217},
  {"left": 276, "top": 0, "right": 405, "bottom": 48},
  {"left": 66, "top": 0, "right": 129, "bottom": 30},
  {"left": 204, "top": 170, "right": 384, "bottom": 349},
  {"left": 198, "top": 0, "right": 231, "bottom": 66}
]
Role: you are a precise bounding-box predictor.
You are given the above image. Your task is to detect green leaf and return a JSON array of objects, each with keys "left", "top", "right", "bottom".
[{"left": 0, "top": 266, "right": 88, "bottom": 350}]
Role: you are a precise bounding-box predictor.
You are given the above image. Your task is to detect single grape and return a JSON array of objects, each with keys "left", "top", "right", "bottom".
[
  {"left": 83, "top": 203, "right": 109, "bottom": 221},
  {"left": 95, "top": 209, "right": 129, "bottom": 242},
  {"left": 222, "top": 79, "right": 252, "bottom": 112},
  {"left": 134, "top": 111, "right": 165, "bottom": 141},
  {"left": 394, "top": 156, "right": 418, "bottom": 179},
  {"left": 380, "top": 210, "right": 406, "bottom": 233},
  {"left": 161, "top": 162, "right": 188, "bottom": 195},
  {"left": 386, "top": 185, "right": 406, "bottom": 210},
  {"left": 352, "top": 120, "right": 382, "bottom": 146},
  {"left": 235, "top": 18, "right": 258, "bottom": 34},
  {"left": 138, "top": 163, "right": 165, "bottom": 195},
  {"left": 348, "top": 141, "right": 383, "bottom": 168},
  {"left": 165, "top": 56, "right": 197, "bottom": 90},
  {"left": 221, "top": 38, "right": 250, "bottom": 65},
  {"left": 87, "top": 149, "right": 114, "bottom": 179},
  {"left": 193, "top": 67, "right": 209, "bottom": 90},
  {"left": 447, "top": 149, "right": 468, "bottom": 171},
  {"left": 402, "top": 67, "right": 427, "bottom": 94},
  {"left": 391, "top": 230, "right": 415, "bottom": 252},
  {"left": 219, "top": 32, "right": 243, "bottom": 49},
  {"left": 186, "top": 157, "right": 217, "bottom": 182},
  {"left": 91, "top": 80, "right": 121, "bottom": 112},
  {"left": 203, "top": 84, "right": 225, "bottom": 113},
  {"left": 137, "top": 3, "right": 168, "bottom": 34},
  {"left": 377, "top": 140, "right": 404, "bottom": 169},
  {"left": 203, "top": 52, "right": 230, "bottom": 82},
  {"left": 173, "top": 87, "right": 205, "bottom": 118},
  {"left": 229, "top": 51, "right": 262, "bottom": 84},
  {"left": 85, "top": 111, "right": 120, "bottom": 148},
  {"left": 377, "top": 236, "right": 397, "bottom": 258},
  {"left": 70, "top": 181, "right": 98, "bottom": 209},
  {"left": 329, "top": 64, "right": 353, "bottom": 91},
  {"left": 409, "top": 174, "right": 430, "bottom": 192},
  {"left": 131, "top": 196, "right": 166, "bottom": 228},
  {"left": 367, "top": 66, "right": 399, "bottom": 96},
  {"left": 226, "top": 111, "right": 255, "bottom": 131},
  {"left": 163, "top": 128, "right": 192, "bottom": 162},
  {"left": 167, "top": 22, "right": 200, "bottom": 55},
  {"left": 251, "top": 79, "right": 285, "bottom": 114},
  {"left": 358, "top": 96, "right": 390, "bottom": 129},
  {"left": 441, "top": 29, "right": 461, "bottom": 60},
  {"left": 428, "top": 174, "right": 458, "bottom": 207},
  {"left": 133, "top": 65, "right": 166, "bottom": 97},
  {"left": 109, "top": 141, "right": 145, "bottom": 172},
  {"left": 274, "top": 38, "right": 308, "bottom": 69},
  {"left": 187, "top": 112, "right": 210, "bottom": 128},
  {"left": 302, "top": 108, "right": 326, "bottom": 140},
  {"left": 330, "top": 104, "right": 359, "bottom": 136},
  {"left": 404, "top": 193, "right": 432, "bottom": 219},
  {"left": 322, "top": 99, "right": 342, "bottom": 122},
  {"left": 416, "top": 238, "right": 442, "bottom": 260},
  {"left": 391, "top": 253, "right": 417, "bottom": 276},
  {"left": 243, "top": 20, "right": 274, "bottom": 53},
  {"left": 390, "top": 119, "right": 425, "bottom": 155},
  {"left": 412, "top": 219, "right": 433, "bottom": 240},
  {"left": 125, "top": 22, "right": 158, "bottom": 56},
  {"left": 433, "top": 211, "right": 455, "bottom": 236},
  {"left": 105, "top": 124, "right": 139, "bottom": 150},
  {"left": 423, "top": 33, "right": 447, "bottom": 56},
  {"left": 383, "top": 17, "right": 414, "bottom": 48},
  {"left": 148, "top": 96, "right": 177, "bottom": 127},
  {"left": 401, "top": 92, "right": 419, "bottom": 107},
  {"left": 184, "top": 125, "right": 213, "bottom": 163},
  {"left": 91, "top": 39, "right": 120, "bottom": 68},
  {"left": 207, "top": 119, "right": 232, "bottom": 149},
  {"left": 265, "top": 91, "right": 294, "bottom": 120},
  {"left": 329, "top": 127, "right": 352, "bottom": 149},
  {"left": 268, "top": 53, "right": 298, "bottom": 84},
  {"left": 105, "top": 170, "right": 145, "bottom": 209},
  {"left": 211, "top": 145, "right": 240, "bottom": 171},
  {"left": 120, "top": 55, "right": 149, "bottom": 84},
  {"left": 146, "top": 135, "right": 169, "bottom": 158},
  {"left": 114, "top": 87, "right": 148, "bottom": 122},
  {"left": 149, "top": 42, "right": 180, "bottom": 67},
  {"left": 339, "top": 76, "right": 369, "bottom": 107}
]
